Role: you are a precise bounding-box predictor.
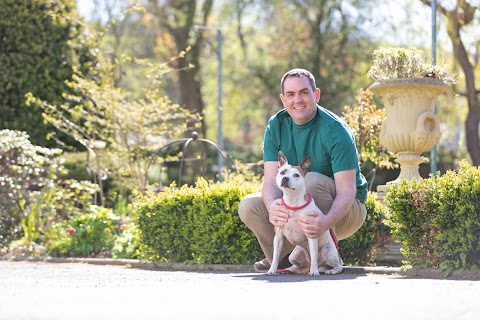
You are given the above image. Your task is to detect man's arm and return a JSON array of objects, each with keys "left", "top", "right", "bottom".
[
  {"left": 262, "top": 161, "right": 289, "bottom": 227},
  {"left": 297, "top": 168, "right": 357, "bottom": 237}
]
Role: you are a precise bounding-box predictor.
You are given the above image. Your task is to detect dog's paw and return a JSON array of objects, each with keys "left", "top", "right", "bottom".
[
  {"left": 308, "top": 269, "right": 320, "bottom": 276},
  {"left": 325, "top": 267, "right": 343, "bottom": 275},
  {"left": 265, "top": 269, "right": 278, "bottom": 276}
]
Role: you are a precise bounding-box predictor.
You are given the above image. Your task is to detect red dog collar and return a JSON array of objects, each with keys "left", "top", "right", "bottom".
[{"left": 281, "top": 193, "right": 312, "bottom": 210}]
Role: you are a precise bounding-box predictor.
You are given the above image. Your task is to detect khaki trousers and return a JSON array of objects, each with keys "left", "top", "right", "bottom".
[{"left": 238, "top": 172, "right": 367, "bottom": 263}]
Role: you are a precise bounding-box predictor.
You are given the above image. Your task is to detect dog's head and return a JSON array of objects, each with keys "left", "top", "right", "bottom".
[{"left": 276, "top": 151, "right": 311, "bottom": 192}]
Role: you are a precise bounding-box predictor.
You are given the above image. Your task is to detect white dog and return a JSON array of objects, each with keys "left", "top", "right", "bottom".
[{"left": 266, "top": 151, "right": 343, "bottom": 276}]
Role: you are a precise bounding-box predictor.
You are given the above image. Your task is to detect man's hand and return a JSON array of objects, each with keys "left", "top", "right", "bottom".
[
  {"left": 297, "top": 211, "right": 330, "bottom": 238},
  {"left": 268, "top": 199, "right": 290, "bottom": 227}
]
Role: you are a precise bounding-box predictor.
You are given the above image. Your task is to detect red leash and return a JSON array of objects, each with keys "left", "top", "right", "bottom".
[{"left": 329, "top": 228, "right": 339, "bottom": 253}]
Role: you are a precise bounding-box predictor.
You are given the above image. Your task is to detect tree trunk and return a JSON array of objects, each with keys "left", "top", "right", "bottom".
[
  {"left": 172, "top": 33, "right": 206, "bottom": 137},
  {"left": 420, "top": 0, "right": 480, "bottom": 165},
  {"left": 149, "top": 0, "right": 214, "bottom": 138},
  {"left": 444, "top": 3, "right": 480, "bottom": 165}
]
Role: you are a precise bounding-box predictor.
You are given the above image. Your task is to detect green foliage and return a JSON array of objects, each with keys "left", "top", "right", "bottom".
[
  {"left": 0, "top": 129, "right": 120, "bottom": 258},
  {"left": 386, "top": 177, "right": 444, "bottom": 268},
  {"left": 61, "top": 152, "right": 90, "bottom": 182},
  {"left": 386, "top": 160, "right": 480, "bottom": 273},
  {"left": 433, "top": 162, "right": 480, "bottom": 273},
  {"left": 342, "top": 89, "right": 397, "bottom": 188},
  {"left": 0, "top": 0, "right": 96, "bottom": 147},
  {"left": 51, "top": 206, "right": 121, "bottom": 257},
  {"left": 12, "top": 179, "right": 99, "bottom": 253},
  {"left": 133, "top": 176, "right": 386, "bottom": 265},
  {"left": 21, "top": 199, "right": 42, "bottom": 247},
  {"left": 187, "top": 178, "right": 263, "bottom": 264},
  {"left": 26, "top": 50, "right": 201, "bottom": 197},
  {"left": 133, "top": 184, "right": 197, "bottom": 262},
  {"left": 133, "top": 176, "right": 262, "bottom": 264},
  {"left": 112, "top": 217, "right": 140, "bottom": 259},
  {"left": 367, "top": 47, "right": 457, "bottom": 85},
  {"left": 11, "top": 179, "right": 138, "bottom": 259},
  {"left": 0, "top": 130, "right": 64, "bottom": 245},
  {"left": 339, "top": 193, "right": 390, "bottom": 265}
]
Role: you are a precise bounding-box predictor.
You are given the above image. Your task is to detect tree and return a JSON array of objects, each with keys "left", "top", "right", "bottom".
[
  {"left": 0, "top": 0, "right": 96, "bottom": 147},
  {"left": 201, "top": 0, "right": 381, "bottom": 158},
  {"left": 27, "top": 55, "right": 200, "bottom": 199},
  {"left": 147, "top": 0, "right": 214, "bottom": 137},
  {"left": 420, "top": 0, "right": 480, "bottom": 165},
  {"left": 86, "top": 1, "right": 162, "bottom": 97}
]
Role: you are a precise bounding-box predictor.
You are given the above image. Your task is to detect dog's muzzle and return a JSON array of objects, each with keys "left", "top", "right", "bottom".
[{"left": 281, "top": 177, "right": 292, "bottom": 189}]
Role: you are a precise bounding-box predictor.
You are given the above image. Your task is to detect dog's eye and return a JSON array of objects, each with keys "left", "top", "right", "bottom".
[{"left": 294, "top": 173, "right": 300, "bottom": 177}]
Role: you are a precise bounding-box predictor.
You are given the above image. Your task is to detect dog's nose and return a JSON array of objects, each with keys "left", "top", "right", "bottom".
[{"left": 281, "top": 176, "right": 289, "bottom": 187}]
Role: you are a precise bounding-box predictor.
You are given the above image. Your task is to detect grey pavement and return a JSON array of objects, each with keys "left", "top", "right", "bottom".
[{"left": 0, "top": 260, "right": 479, "bottom": 320}]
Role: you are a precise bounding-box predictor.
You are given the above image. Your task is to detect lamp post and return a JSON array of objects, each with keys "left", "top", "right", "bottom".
[
  {"left": 194, "top": 25, "right": 224, "bottom": 179},
  {"left": 430, "top": 0, "right": 438, "bottom": 176}
]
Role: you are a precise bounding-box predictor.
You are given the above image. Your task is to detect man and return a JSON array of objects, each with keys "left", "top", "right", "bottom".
[{"left": 238, "top": 68, "right": 368, "bottom": 273}]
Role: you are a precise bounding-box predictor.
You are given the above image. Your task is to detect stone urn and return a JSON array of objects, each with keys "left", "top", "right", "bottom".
[{"left": 369, "top": 78, "right": 450, "bottom": 192}]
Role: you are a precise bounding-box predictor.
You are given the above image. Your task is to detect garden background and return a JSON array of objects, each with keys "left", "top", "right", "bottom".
[{"left": 0, "top": 0, "right": 479, "bottom": 273}]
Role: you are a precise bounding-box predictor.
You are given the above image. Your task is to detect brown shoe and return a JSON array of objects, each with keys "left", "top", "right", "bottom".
[
  {"left": 253, "top": 255, "right": 292, "bottom": 272},
  {"left": 253, "top": 258, "right": 270, "bottom": 272}
]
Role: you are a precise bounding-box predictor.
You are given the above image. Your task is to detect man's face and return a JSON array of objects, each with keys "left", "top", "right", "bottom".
[{"left": 280, "top": 75, "right": 320, "bottom": 125}]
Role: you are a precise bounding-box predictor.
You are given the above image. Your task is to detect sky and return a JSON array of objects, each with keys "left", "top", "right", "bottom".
[
  {"left": 75, "top": 0, "right": 479, "bottom": 55},
  {"left": 77, "top": 0, "right": 95, "bottom": 17},
  {"left": 74, "top": 0, "right": 448, "bottom": 49}
]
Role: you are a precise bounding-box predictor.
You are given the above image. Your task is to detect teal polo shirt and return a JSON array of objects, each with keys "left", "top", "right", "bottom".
[{"left": 263, "top": 105, "right": 368, "bottom": 203}]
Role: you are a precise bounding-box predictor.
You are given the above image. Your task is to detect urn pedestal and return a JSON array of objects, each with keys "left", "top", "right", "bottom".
[{"left": 369, "top": 78, "right": 450, "bottom": 192}]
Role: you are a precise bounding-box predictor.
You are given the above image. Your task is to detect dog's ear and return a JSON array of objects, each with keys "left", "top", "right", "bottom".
[
  {"left": 299, "top": 156, "right": 311, "bottom": 175},
  {"left": 278, "top": 151, "right": 288, "bottom": 168}
]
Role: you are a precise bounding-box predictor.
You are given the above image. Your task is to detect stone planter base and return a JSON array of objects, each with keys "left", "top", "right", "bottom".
[{"left": 373, "top": 237, "right": 404, "bottom": 266}]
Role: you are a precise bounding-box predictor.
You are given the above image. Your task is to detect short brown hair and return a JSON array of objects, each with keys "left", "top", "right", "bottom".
[{"left": 280, "top": 68, "right": 316, "bottom": 94}]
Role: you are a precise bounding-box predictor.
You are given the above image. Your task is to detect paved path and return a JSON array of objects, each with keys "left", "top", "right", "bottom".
[{"left": 0, "top": 261, "right": 478, "bottom": 320}]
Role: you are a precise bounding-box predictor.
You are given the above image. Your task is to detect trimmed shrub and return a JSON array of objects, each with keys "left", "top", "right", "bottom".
[
  {"left": 133, "top": 177, "right": 388, "bottom": 265},
  {"left": 134, "top": 185, "right": 199, "bottom": 262},
  {"left": 188, "top": 179, "right": 262, "bottom": 264},
  {"left": 386, "top": 160, "right": 480, "bottom": 273},
  {"left": 133, "top": 177, "right": 262, "bottom": 264},
  {"left": 386, "top": 178, "right": 440, "bottom": 268},
  {"left": 339, "top": 192, "right": 390, "bottom": 265}
]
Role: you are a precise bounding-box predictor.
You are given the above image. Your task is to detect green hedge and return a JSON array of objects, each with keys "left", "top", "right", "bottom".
[
  {"left": 340, "top": 192, "right": 390, "bottom": 265},
  {"left": 134, "top": 177, "right": 262, "bottom": 264},
  {"left": 386, "top": 160, "right": 480, "bottom": 274},
  {"left": 133, "top": 178, "right": 389, "bottom": 265}
]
